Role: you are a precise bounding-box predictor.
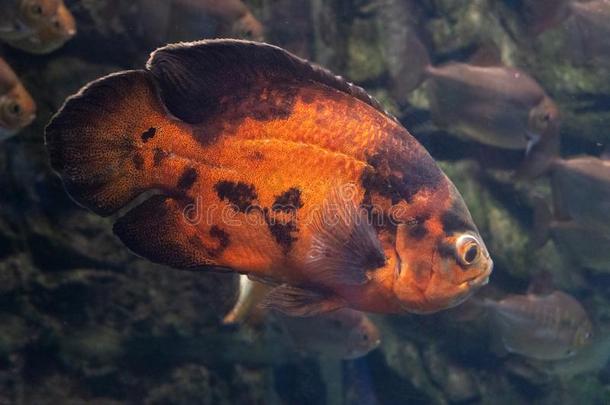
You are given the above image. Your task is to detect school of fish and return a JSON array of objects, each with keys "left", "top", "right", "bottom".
[{"left": 0, "top": 0, "right": 607, "bottom": 367}]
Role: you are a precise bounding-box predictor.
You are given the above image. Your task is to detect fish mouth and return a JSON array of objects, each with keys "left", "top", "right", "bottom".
[{"left": 460, "top": 259, "right": 493, "bottom": 290}]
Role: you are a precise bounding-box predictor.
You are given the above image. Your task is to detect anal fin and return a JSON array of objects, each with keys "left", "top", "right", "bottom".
[
  {"left": 113, "top": 195, "right": 219, "bottom": 269},
  {"left": 260, "top": 284, "right": 346, "bottom": 317}
]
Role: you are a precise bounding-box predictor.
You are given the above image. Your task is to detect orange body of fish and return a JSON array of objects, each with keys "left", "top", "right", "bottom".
[{"left": 46, "top": 40, "right": 492, "bottom": 317}]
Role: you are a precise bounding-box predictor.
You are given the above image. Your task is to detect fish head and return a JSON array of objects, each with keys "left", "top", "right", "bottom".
[
  {"left": 46, "top": 2, "right": 76, "bottom": 40},
  {"left": 19, "top": 0, "right": 61, "bottom": 27},
  {"left": 344, "top": 315, "right": 381, "bottom": 359},
  {"left": 526, "top": 97, "right": 560, "bottom": 152},
  {"left": 0, "top": 85, "right": 36, "bottom": 133},
  {"left": 12, "top": 2, "right": 76, "bottom": 54},
  {"left": 392, "top": 185, "right": 493, "bottom": 314},
  {"left": 571, "top": 317, "right": 593, "bottom": 353}
]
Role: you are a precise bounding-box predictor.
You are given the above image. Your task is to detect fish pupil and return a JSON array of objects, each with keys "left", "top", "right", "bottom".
[
  {"left": 465, "top": 245, "right": 479, "bottom": 263},
  {"left": 10, "top": 103, "right": 21, "bottom": 115}
]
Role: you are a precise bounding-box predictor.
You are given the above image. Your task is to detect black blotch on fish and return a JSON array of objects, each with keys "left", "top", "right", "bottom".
[
  {"left": 153, "top": 148, "right": 169, "bottom": 166},
  {"left": 408, "top": 214, "right": 430, "bottom": 240},
  {"left": 361, "top": 144, "right": 443, "bottom": 204},
  {"left": 266, "top": 218, "right": 298, "bottom": 252},
  {"left": 132, "top": 153, "right": 144, "bottom": 170},
  {"left": 441, "top": 204, "right": 477, "bottom": 235},
  {"left": 209, "top": 225, "right": 230, "bottom": 256},
  {"left": 177, "top": 167, "right": 198, "bottom": 190},
  {"left": 214, "top": 180, "right": 258, "bottom": 212},
  {"left": 141, "top": 127, "right": 156, "bottom": 143},
  {"left": 437, "top": 241, "right": 455, "bottom": 260},
  {"left": 273, "top": 187, "right": 303, "bottom": 212}
]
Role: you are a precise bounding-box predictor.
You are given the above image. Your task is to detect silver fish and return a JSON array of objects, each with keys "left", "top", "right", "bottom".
[
  {"left": 400, "top": 37, "right": 560, "bottom": 178},
  {"left": 565, "top": 0, "right": 610, "bottom": 67},
  {"left": 550, "top": 156, "right": 610, "bottom": 233},
  {"left": 224, "top": 275, "right": 381, "bottom": 359},
  {"left": 534, "top": 196, "right": 610, "bottom": 273},
  {"left": 485, "top": 291, "right": 593, "bottom": 360},
  {"left": 275, "top": 308, "right": 381, "bottom": 360}
]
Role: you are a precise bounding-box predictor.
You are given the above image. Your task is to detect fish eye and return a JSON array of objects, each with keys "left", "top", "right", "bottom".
[
  {"left": 5, "top": 101, "right": 22, "bottom": 117},
  {"left": 456, "top": 235, "right": 481, "bottom": 266},
  {"left": 362, "top": 334, "right": 369, "bottom": 341},
  {"left": 31, "top": 4, "right": 43, "bottom": 15}
]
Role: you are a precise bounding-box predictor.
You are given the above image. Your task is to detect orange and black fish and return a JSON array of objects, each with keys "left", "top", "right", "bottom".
[
  {"left": 0, "top": 57, "right": 36, "bottom": 141},
  {"left": 46, "top": 40, "right": 492, "bottom": 317},
  {"left": 4, "top": 0, "right": 76, "bottom": 54}
]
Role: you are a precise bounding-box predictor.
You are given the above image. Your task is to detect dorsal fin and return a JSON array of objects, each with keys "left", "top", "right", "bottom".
[{"left": 146, "top": 39, "right": 396, "bottom": 124}]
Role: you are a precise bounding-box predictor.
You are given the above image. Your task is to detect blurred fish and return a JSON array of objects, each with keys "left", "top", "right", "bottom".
[
  {"left": 538, "top": 332, "right": 610, "bottom": 379},
  {"left": 533, "top": 196, "right": 610, "bottom": 273},
  {"left": 276, "top": 308, "right": 381, "bottom": 360},
  {"left": 549, "top": 156, "right": 610, "bottom": 233},
  {"left": 483, "top": 291, "right": 593, "bottom": 360},
  {"left": 224, "top": 275, "right": 381, "bottom": 360},
  {"left": 0, "top": 0, "right": 67, "bottom": 41},
  {"left": 519, "top": 0, "right": 572, "bottom": 36},
  {"left": 0, "top": 58, "right": 36, "bottom": 141},
  {"left": 564, "top": 0, "right": 610, "bottom": 67},
  {"left": 175, "top": 0, "right": 264, "bottom": 40},
  {"left": 4, "top": 0, "right": 76, "bottom": 54},
  {"left": 377, "top": 0, "right": 425, "bottom": 104},
  {"left": 404, "top": 38, "right": 560, "bottom": 178},
  {"left": 46, "top": 40, "right": 492, "bottom": 317}
]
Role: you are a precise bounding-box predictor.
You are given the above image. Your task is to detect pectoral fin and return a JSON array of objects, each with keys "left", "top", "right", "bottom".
[
  {"left": 305, "top": 184, "right": 386, "bottom": 286},
  {"left": 260, "top": 284, "right": 346, "bottom": 317}
]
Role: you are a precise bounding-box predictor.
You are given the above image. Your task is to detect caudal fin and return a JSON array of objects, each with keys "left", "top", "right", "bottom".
[{"left": 46, "top": 70, "right": 173, "bottom": 216}]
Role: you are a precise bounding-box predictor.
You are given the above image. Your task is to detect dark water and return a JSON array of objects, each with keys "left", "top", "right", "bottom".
[{"left": 1, "top": 0, "right": 610, "bottom": 404}]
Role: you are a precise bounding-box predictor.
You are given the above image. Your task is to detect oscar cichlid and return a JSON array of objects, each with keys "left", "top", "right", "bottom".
[{"left": 45, "top": 40, "right": 492, "bottom": 317}]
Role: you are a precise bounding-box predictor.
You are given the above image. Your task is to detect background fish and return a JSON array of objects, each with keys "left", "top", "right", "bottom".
[
  {"left": 0, "top": 0, "right": 65, "bottom": 42},
  {"left": 400, "top": 37, "right": 560, "bottom": 178},
  {"left": 174, "top": 0, "right": 264, "bottom": 40},
  {"left": 537, "top": 331, "right": 610, "bottom": 379},
  {"left": 45, "top": 40, "right": 492, "bottom": 317},
  {"left": 519, "top": 0, "right": 572, "bottom": 36},
  {"left": 484, "top": 291, "right": 593, "bottom": 360},
  {"left": 275, "top": 307, "right": 381, "bottom": 360},
  {"left": 225, "top": 275, "right": 381, "bottom": 360},
  {"left": 564, "top": 0, "right": 610, "bottom": 67},
  {"left": 3, "top": 0, "right": 76, "bottom": 54},
  {"left": 0, "top": 57, "right": 36, "bottom": 141},
  {"left": 550, "top": 156, "right": 610, "bottom": 233},
  {"left": 533, "top": 196, "right": 610, "bottom": 273}
]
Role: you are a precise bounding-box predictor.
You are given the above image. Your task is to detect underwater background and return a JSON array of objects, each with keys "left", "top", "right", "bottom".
[{"left": 1, "top": 0, "right": 610, "bottom": 403}]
